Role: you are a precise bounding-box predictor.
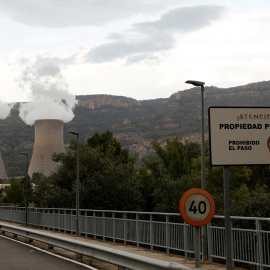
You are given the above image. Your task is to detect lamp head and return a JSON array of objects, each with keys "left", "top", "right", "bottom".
[
  {"left": 185, "top": 80, "right": 205, "bottom": 87},
  {"left": 68, "top": 130, "right": 79, "bottom": 136}
]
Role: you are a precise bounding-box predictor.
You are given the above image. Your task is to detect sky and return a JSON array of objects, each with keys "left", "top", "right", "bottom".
[{"left": 0, "top": 0, "right": 270, "bottom": 103}]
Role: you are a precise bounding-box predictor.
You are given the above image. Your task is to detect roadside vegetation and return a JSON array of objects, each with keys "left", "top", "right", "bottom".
[{"left": 2, "top": 130, "right": 270, "bottom": 217}]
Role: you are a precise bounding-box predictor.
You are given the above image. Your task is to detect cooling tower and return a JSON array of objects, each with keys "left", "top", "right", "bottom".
[
  {"left": 28, "top": 119, "right": 65, "bottom": 177},
  {"left": 0, "top": 151, "right": 8, "bottom": 180}
]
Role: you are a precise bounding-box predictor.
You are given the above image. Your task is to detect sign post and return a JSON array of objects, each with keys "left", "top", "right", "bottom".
[
  {"left": 223, "top": 166, "right": 232, "bottom": 270},
  {"left": 179, "top": 188, "right": 216, "bottom": 268},
  {"left": 208, "top": 107, "right": 270, "bottom": 269}
]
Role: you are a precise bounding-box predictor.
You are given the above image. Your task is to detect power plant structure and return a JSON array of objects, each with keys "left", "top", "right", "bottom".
[
  {"left": 0, "top": 151, "right": 8, "bottom": 180},
  {"left": 28, "top": 119, "right": 66, "bottom": 177}
]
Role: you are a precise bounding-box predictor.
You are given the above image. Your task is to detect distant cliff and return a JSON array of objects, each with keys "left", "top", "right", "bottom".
[
  {"left": 73, "top": 81, "right": 270, "bottom": 156},
  {"left": 77, "top": 95, "right": 141, "bottom": 110}
]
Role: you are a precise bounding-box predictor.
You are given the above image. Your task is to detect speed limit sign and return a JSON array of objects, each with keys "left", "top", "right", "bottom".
[{"left": 179, "top": 188, "right": 216, "bottom": 227}]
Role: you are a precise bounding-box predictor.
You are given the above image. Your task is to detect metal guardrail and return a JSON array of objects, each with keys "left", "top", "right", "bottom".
[
  {"left": 0, "top": 207, "right": 270, "bottom": 269},
  {"left": 0, "top": 223, "right": 197, "bottom": 270}
]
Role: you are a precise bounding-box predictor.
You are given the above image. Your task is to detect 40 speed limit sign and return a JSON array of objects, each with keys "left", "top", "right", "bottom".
[{"left": 179, "top": 188, "right": 216, "bottom": 227}]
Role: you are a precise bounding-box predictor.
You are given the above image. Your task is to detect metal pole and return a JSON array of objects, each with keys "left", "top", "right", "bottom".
[
  {"left": 201, "top": 85, "right": 207, "bottom": 261},
  {"left": 20, "top": 152, "right": 28, "bottom": 227},
  {"left": 194, "top": 226, "right": 201, "bottom": 268},
  {"left": 201, "top": 85, "right": 205, "bottom": 190},
  {"left": 185, "top": 80, "right": 207, "bottom": 261},
  {"left": 223, "top": 165, "right": 233, "bottom": 269},
  {"left": 68, "top": 131, "right": 80, "bottom": 236},
  {"left": 76, "top": 134, "right": 80, "bottom": 236},
  {"left": 25, "top": 155, "right": 28, "bottom": 227}
]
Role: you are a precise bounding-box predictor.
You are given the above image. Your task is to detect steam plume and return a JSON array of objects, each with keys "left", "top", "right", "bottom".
[
  {"left": 19, "top": 60, "right": 77, "bottom": 125},
  {"left": 0, "top": 101, "right": 11, "bottom": 119}
]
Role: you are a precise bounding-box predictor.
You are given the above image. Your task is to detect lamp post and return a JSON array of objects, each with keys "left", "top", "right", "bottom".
[
  {"left": 20, "top": 152, "right": 29, "bottom": 227},
  {"left": 185, "top": 80, "right": 207, "bottom": 261},
  {"left": 68, "top": 131, "right": 80, "bottom": 236}
]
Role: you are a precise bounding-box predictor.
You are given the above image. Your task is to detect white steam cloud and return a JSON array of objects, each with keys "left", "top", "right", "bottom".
[
  {"left": 0, "top": 101, "right": 11, "bottom": 119},
  {"left": 19, "top": 60, "right": 77, "bottom": 125}
]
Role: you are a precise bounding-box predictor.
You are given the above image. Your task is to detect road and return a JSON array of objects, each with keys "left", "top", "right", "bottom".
[{"left": 0, "top": 235, "right": 96, "bottom": 270}]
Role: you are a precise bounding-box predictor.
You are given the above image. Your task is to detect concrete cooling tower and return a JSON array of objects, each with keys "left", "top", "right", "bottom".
[
  {"left": 0, "top": 151, "right": 8, "bottom": 180},
  {"left": 28, "top": 119, "right": 65, "bottom": 177}
]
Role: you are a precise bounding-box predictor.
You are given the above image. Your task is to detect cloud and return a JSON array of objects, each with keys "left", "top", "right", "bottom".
[
  {"left": 87, "top": 31, "right": 174, "bottom": 63},
  {"left": 18, "top": 55, "right": 77, "bottom": 71},
  {"left": 86, "top": 5, "right": 225, "bottom": 63},
  {"left": 135, "top": 5, "right": 225, "bottom": 32},
  {"left": 0, "top": 0, "right": 177, "bottom": 28}
]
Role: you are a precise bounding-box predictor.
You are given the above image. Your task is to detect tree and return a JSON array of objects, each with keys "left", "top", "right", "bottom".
[
  {"left": 87, "top": 130, "right": 130, "bottom": 164},
  {"left": 192, "top": 155, "right": 252, "bottom": 215},
  {"left": 6, "top": 179, "right": 24, "bottom": 204},
  {"left": 135, "top": 138, "right": 201, "bottom": 213},
  {"left": 31, "top": 172, "right": 45, "bottom": 185},
  {"left": 32, "top": 131, "right": 270, "bottom": 217},
  {"left": 248, "top": 165, "right": 270, "bottom": 192},
  {"left": 151, "top": 137, "right": 200, "bottom": 179},
  {"left": 36, "top": 131, "right": 143, "bottom": 210}
]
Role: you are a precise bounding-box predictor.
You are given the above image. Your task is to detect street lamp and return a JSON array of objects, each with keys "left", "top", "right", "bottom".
[
  {"left": 20, "top": 152, "right": 29, "bottom": 227},
  {"left": 185, "top": 80, "right": 205, "bottom": 189},
  {"left": 68, "top": 130, "right": 80, "bottom": 236},
  {"left": 185, "top": 80, "right": 207, "bottom": 262}
]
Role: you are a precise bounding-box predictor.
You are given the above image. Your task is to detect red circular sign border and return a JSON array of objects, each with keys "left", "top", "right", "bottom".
[{"left": 179, "top": 188, "right": 216, "bottom": 227}]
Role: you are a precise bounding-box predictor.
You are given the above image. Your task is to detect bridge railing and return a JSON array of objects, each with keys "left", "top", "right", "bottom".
[{"left": 0, "top": 207, "right": 269, "bottom": 269}]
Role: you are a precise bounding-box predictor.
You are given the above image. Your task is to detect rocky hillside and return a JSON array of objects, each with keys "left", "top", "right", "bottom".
[
  {"left": 1, "top": 80, "right": 270, "bottom": 177},
  {"left": 72, "top": 81, "right": 270, "bottom": 154}
]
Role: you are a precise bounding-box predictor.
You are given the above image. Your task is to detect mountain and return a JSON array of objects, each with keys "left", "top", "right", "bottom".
[{"left": 1, "top": 80, "right": 270, "bottom": 177}]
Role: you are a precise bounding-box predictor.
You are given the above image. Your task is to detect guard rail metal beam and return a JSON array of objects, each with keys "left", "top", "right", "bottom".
[{"left": 0, "top": 223, "right": 199, "bottom": 270}]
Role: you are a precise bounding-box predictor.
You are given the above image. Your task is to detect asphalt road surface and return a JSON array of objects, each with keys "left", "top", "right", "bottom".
[{"left": 0, "top": 235, "right": 96, "bottom": 270}]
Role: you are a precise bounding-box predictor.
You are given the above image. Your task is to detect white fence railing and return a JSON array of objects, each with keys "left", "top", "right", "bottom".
[{"left": 0, "top": 207, "right": 269, "bottom": 269}]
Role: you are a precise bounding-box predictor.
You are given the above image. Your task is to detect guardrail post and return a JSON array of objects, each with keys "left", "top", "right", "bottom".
[
  {"left": 124, "top": 213, "right": 127, "bottom": 245},
  {"left": 53, "top": 209, "right": 55, "bottom": 231},
  {"left": 256, "top": 219, "right": 263, "bottom": 270},
  {"left": 207, "top": 222, "right": 213, "bottom": 262},
  {"left": 27, "top": 238, "right": 33, "bottom": 243},
  {"left": 42, "top": 209, "right": 45, "bottom": 230},
  {"left": 166, "top": 215, "right": 170, "bottom": 253},
  {"left": 85, "top": 210, "right": 88, "bottom": 236},
  {"left": 58, "top": 209, "right": 61, "bottom": 232},
  {"left": 184, "top": 222, "right": 188, "bottom": 257},
  {"left": 93, "top": 211, "right": 96, "bottom": 239},
  {"left": 136, "top": 213, "right": 139, "bottom": 247},
  {"left": 64, "top": 209, "right": 67, "bottom": 233},
  {"left": 112, "top": 212, "right": 115, "bottom": 243},
  {"left": 34, "top": 208, "right": 37, "bottom": 227},
  {"left": 102, "top": 211, "right": 105, "bottom": 241},
  {"left": 76, "top": 253, "right": 82, "bottom": 259},
  {"left": 230, "top": 220, "right": 235, "bottom": 267},
  {"left": 150, "top": 214, "right": 153, "bottom": 250}
]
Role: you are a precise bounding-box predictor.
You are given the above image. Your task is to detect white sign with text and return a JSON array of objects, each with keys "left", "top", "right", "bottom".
[{"left": 208, "top": 107, "right": 270, "bottom": 165}]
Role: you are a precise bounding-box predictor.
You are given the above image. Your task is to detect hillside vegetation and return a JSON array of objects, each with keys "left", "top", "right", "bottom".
[{"left": 1, "top": 80, "right": 270, "bottom": 177}]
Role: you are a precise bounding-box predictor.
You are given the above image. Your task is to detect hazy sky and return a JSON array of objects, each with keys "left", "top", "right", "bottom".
[{"left": 0, "top": 0, "right": 269, "bottom": 102}]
